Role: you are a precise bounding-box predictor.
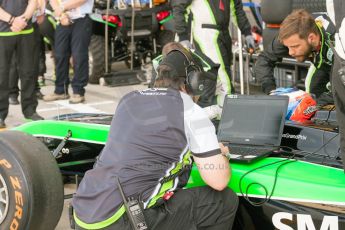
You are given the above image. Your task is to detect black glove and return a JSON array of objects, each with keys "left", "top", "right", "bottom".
[{"left": 262, "top": 83, "right": 276, "bottom": 95}]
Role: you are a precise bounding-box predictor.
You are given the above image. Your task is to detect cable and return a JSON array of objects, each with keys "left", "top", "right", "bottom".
[
  {"left": 238, "top": 133, "right": 340, "bottom": 206},
  {"left": 297, "top": 132, "right": 339, "bottom": 159},
  {"left": 239, "top": 148, "right": 297, "bottom": 206}
]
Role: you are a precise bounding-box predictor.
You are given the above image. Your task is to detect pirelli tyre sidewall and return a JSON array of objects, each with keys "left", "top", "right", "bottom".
[
  {"left": 0, "top": 131, "right": 64, "bottom": 230},
  {"left": 0, "top": 142, "right": 31, "bottom": 229}
]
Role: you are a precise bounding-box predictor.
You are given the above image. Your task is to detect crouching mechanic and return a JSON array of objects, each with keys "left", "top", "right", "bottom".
[
  {"left": 72, "top": 47, "right": 239, "bottom": 229},
  {"left": 254, "top": 9, "right": 335, "bottom": 103}
]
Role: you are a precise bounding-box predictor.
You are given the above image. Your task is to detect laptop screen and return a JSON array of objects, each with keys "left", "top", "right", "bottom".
[{"left": 217, "top": 95, "right": 288, "bottom": 146}]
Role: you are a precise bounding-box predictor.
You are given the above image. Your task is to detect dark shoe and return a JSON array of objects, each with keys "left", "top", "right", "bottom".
[
  {"left": 9, "top": 96, "right": 20, "bottom": 105},
  {"left": 69, "top": 94, "right": 85, "bottom": 104},
  {"left": 43, "top": 93, "right": 70, "bottom": 101},
  {"left": 36, "top": 91, "right": 45, "bottom": 100},
  {"left": 0, "top": 118, "right": 5, "bottom": 128},
  {"left": 25, "top": 112, "right": 44, "bottom": 121}
]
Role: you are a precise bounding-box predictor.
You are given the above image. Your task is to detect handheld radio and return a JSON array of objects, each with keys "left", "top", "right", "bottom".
[{"left": 116, "top": 177, "right": 148, "bottom": 230}]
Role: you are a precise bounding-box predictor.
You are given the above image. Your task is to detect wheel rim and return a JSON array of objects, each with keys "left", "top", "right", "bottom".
[{"left": 0, "top": 173, "right": 9, "bottom": 224}]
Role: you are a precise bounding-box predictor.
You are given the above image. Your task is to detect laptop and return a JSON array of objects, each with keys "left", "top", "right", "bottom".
[{"left": 217, "top": 94, "right": 289, "bottom": 163}]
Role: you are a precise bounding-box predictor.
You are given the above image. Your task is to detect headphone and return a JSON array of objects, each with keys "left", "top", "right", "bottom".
[{"left": 158, "top": 47, "right": 207, "bottom": 95}]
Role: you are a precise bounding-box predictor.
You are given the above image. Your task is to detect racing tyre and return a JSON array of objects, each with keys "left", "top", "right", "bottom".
[
  {"left": 261, "top": 0, "right": 292, "bottom": 24},
  {"left": 89, "top": 35, "right": 109, "bottom": 84},
  {"left": 262, "top": 28, "right": 279, "bottom": 51},
  {"left": 0, "top": 131, "right": 64, "bottom": 230},
  {"left": 292, "top": 0, "right": 326, "bottom": 13},
  {"left": 157, "top": 30, "right": 175, "bottom": 49}
]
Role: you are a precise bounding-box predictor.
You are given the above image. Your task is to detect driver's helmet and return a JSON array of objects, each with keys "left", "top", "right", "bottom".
[{"left": 270, "top": 88, "right": 317, "bottom": 122}]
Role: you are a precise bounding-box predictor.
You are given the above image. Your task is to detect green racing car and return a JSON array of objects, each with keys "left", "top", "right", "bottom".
[{"left": 0, "top": 110, "right": 344, "bottom": 230}]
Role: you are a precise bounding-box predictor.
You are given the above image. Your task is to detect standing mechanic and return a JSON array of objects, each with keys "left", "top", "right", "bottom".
[
  {"left": 254, "top": 9, "right": 335, "bottom": 100},
  {"left": 44, "top": 0, "right": 93, "bottom": 104},
  {"left": 327, "top": 0, "right": 345, "bottom": 171},
  {"left": 0, "top": 0, "right": 44, "bottom": 129},
  {"left": 171, "top": 0, "right": 255, "bottom": 105},
  {"left": 72, "top": 48, "right": 238, "bottom": 229},
  {"left": 8, "top": 1, "right": 47, "bottom": 105}
]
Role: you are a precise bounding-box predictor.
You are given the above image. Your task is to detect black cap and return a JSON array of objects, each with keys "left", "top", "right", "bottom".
[{"left": 159, "top": 50, "right": 189, "bottom": 78}]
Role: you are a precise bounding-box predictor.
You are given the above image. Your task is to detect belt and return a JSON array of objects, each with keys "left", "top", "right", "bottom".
[{"left": 201, "top": 23, "right": 228, "bottom": 31}]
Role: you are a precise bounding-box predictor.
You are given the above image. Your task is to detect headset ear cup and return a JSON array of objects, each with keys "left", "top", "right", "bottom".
[
  {"left": 187, "top": 71, "right": 206, "bottom": 95},
  {"left": 161, "top": 48, "right": 206, "bottom": 95}
]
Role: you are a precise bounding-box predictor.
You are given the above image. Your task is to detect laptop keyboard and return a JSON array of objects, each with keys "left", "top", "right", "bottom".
[{"left": 229, "top": 146, "right": 273, "bottom": 158}]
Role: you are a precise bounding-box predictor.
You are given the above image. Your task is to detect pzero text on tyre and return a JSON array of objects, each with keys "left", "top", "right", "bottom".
[{"left": 0, "top": 131, "right": 64, "bottom": 230}]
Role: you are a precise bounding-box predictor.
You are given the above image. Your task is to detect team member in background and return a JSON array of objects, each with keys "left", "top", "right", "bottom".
[
  {"left": 72, "top": 47, "right": 238, "bottom": 229},
  {"left": 0, "top": 0, "right": 44, "bottom": 128},
  {"left": 254, "top": 9, "right": 335, "bottom": 103},
  {"left": 171, "top": 0, "right": 255, "bottom": 106},
  {"left": 327, "top": 0, "right": 345, "bottom": 171},
  {"left": 44, "top": 0, "right": 93, "bottom": 104},
  {"left": 8, "top": 0, "right": 47, "bottom": 105}
]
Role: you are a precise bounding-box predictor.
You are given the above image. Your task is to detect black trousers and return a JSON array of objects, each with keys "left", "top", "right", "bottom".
[
  {"left": 332, "top": 53, "right": 345, "bottom": 171},
  {"left": 9, "top": 23, "right": 44, "bottom": 98},
  {"left": 54, "top": 16, "right": 92, "bottom": 96},
  {"left": 39, "top": 14, "right": 55, "bottom": 48},
  {"left": 9, "top": 55, "right": 19, "bottom": 97},
  {"left": 76, "top": 186, "right": 238, "bottom": 230},
  {"left": 194, "top": 30, "right": 235, "bottom": 95},
  {"left": 0, "top": 32, "right": 38, "bottom": 120}
]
